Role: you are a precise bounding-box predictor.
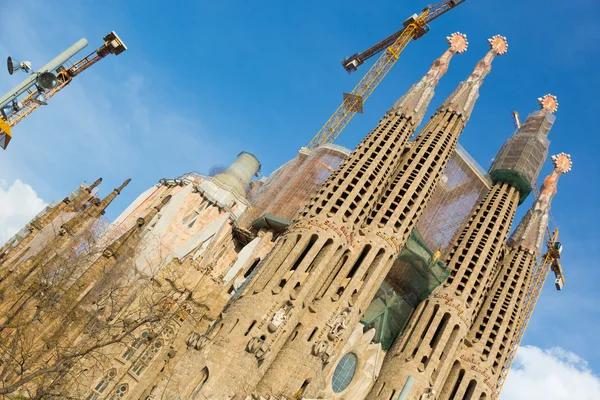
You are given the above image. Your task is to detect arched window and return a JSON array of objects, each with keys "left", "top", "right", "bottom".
[
  {"left": 86, "top": 368, "right": 116, "bottom": 400},
  {"left": 122, "top": 330, "right": 149, "bottom": 361},
  {"left": 192, "top": 367, "right": 209, "bottom": 399},
  {"left": 132, "top": 339, "right": 164, "bottom": 376},
  {"left": 108, "top": 383, "right": 129, "bottom": 399}
]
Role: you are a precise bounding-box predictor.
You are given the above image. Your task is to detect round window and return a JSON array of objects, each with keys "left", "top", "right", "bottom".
[{"left": 331, "top": 353, "right": 358, "bottom": 393}]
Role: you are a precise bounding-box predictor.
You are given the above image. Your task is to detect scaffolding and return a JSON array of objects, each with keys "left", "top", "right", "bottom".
[
  {"left": 416, "top": 143, "right": 492, "bottom": 257},
  {"left": 239, "top": 144, "right": 350, "bottom": 228}
]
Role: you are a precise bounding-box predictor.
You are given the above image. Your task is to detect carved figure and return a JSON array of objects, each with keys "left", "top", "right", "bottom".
[
  {"left": 327, "top": 307, "right": 352, "bottom": 341},
  {"left": 246, "top": 336, "right": 270, "bottom": 360}
]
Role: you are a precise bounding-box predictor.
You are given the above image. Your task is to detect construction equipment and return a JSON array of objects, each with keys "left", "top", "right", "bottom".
[
  {"left": 495, "top": 229, "right": 565, "bottom": 399},
  {"left": 0, "top": 31, "right": 126, "bottom": 150},
  {"left": 306, "top": 0, "right": 466, "bottom": 149}
]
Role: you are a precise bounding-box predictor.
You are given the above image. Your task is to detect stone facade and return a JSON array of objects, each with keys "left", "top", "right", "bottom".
[
  {"left": 369, "top": 94, "right": 560, "bottom": 400},
  {"left": 0, "top": 33, "right": 569, "bottom": 400}
]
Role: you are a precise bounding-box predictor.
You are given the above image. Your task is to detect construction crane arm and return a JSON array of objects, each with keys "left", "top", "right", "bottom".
[
  {"left": 307, "top": 0, "right": 465, "bottom": 149},
  {"left": 0, "top": 32, "right": 126, "bottom": 150},
  {"left": 341, "top": 0, "right": 466, "bottom": 73},
  {"left": 307, "top": 16, "right": 423, "bottom": 149}
]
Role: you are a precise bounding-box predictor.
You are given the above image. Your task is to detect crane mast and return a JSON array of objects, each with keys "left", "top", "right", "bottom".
[
  {"left": 494, "top": 230, "right": 565, "bottom": 399},
  {"left": 0, "top": 31, "right": 126, "bottom": 150},
  {"left": 305, "top": 0, "right": 466, "bottom": 149}
]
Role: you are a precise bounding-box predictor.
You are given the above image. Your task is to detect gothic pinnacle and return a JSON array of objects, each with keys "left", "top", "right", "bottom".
[
  {"left": 441, "top": 34, "right": 508, "bottom": 121},
  {"left": 134, "top": 195, "right": 172, "bottom": 227},
  {"left": 388, "top": 32, "right": 467, "bottom": 124},
  {"left": 116, "top": 178, "right": 131, "bottom": 194},
  {"left": 538, "top": 94, "right": 559, "bottom": 114},
  {"left": 106, "top": 195, "right": 172, "bottom": 259},
  {"left": 157, "top": 194, "right": 172, "bottom": 209},
  {"left": 86, "top": 178, "right": 103, "bottom": 193},
  {"left": 95, "top": 178, "right": 130, "bottom": 212}
]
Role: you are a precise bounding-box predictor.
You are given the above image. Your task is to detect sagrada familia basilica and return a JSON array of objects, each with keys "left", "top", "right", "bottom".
[{"left": 0, "top": 32, "right": 572, "bottom": 400}]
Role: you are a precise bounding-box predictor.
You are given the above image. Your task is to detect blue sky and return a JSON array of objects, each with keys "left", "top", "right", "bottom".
[{"left": 1, "top": 0, "right": 599, "bottom": 397}]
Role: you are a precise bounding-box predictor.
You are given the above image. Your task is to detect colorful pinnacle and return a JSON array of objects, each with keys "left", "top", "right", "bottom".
[
  {"left": 551, "top": 153, "right": 572, "bottom": 174},
  {"left": 488, "top": 34, "right": 508, "bottom": 55},
  {"left": 538, "top": 94, "right": 559, "bottom": 113},
  {"left": 447, "top": 32, "right": 468, "bottom": 54}
]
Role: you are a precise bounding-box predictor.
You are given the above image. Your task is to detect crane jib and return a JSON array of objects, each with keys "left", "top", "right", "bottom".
[{"left": 312, "top": 0, "right": 467, "bottom": 147}]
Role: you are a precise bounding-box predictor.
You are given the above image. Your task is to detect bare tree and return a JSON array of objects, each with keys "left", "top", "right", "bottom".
[{"left": 0, "top": 207, "right": 187, "bottom": 399}]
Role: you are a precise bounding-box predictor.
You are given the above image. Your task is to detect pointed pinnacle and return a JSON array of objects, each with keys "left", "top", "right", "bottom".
[
  {"left": 157, "top": 195, "right": 172, "bottom": 210},
  {"left": 136, "top": 195, "right": 172, "bottom": 227},
  {"left": 86, "top": 178, "right": 103, "bottom": 193},
  {"left": 551, "top": 153, "right": 572, "bottom": 174},
  {"left": 115, "top": 178, "right": 131, "bottom": 194},
  {"left": 538, "top": 94, "right": 559, "bottom": 114},
  {"left": 446, "top": 32, "right": 468, "bottom": 54},
  {"left": 488, "top": 35, "right": 508, "bottom": 55}
]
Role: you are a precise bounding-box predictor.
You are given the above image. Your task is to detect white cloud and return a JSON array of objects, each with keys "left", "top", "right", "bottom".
[
  {"left": 0, "top": 179, "right": 47, "bottom": 244},
  {"left": 502, "top": 346, "right": 600, "bottom": 400}
]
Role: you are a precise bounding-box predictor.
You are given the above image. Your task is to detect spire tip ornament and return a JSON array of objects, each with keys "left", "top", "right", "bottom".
[
  {"left": 551, "top": 153, "right": 572, "bottom": 174},
  {"left": 446, "top": 32, "right": 468, "bottom": 54},
  {"left": 538, "top": 94, "right": 559, "bottom": 114},
  {"left": 488, "top": 35, "right": 508, "bottom": 55}
]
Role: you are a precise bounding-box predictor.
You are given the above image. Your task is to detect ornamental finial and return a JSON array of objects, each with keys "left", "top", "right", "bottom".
[
  {"left": 551, "top": 153, "right": 572, "bottom": 174},
  {"left": 538, "top": 94, "right": 559, "bottom": 114},
  {"left": 488, "top": 35, "right": 508, "bottom": 55},
  {"left": 446, "top": 32, "right": 468, "bottom": 54}
]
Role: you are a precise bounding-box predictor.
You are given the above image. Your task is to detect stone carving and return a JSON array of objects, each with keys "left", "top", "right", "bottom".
[
  {"left": 246, "top": 336, "right": 270, "bottom": 360},
  {"left": 247, "top": 338, "right": 269, "bottom": 360},
  {"left": 267, "top": 301, "right": 294, "bottom": 333},
  {"left": 327, "top": 306, "right": 352, "bottom": 342},
  {"left": 268, "top": 308, "right": 287, "bottom": 332},
  {"left": 538, "top": 94, "right": 559, "bottom": 114},
  {"left": 312, "top": 340, "right": 336, "bottom": 363},
  {"left": 186, "top": 331, "right": 209, "bottom": 350},
  {"left": 318, "top": 326, "right": 385, "bottom": 399}
]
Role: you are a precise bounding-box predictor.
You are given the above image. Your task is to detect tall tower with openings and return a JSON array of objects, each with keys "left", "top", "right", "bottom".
[
  {"left": 446, "top": 149, "right": 570, "bottom": 400},
  {"left": 158, "top": 33, "right": 473, "bottom": 398},
  {"left": 255, "top": 35, "right": 510, "bottom": 399},
  {"left": 370, "top": 94, "right": 557, "bottom": 400}
]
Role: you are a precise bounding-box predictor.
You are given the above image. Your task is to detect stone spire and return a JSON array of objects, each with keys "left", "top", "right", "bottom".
[
  {"left": 0, "top": 178, "right": 104, "bottom": 267},
  {"left": 389, "top": 32, "right": 468, "bottom": 124},
  {"left": 442, "top": 154, "right": 571, "bottom": 400},
  {"left": 442, "top": 35, "right": 508, "bottom": 121},
  {"left": 508, "top": 153, "right": 571, "bottom": 254},
  {"left": 300, "top": 34, "right": 465, "bottom": 231},
  {"left": 98, "top": 178, "right": 131, "bottom": 211},
  {"left": 62, "top": 177, "right": 103, "bottom": 212},
  {"left": 60, "top": 178, "right": 130, "bottom": 236},
  {"left": 52, "top": 195, "right": 172, "bottom": 317}
]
